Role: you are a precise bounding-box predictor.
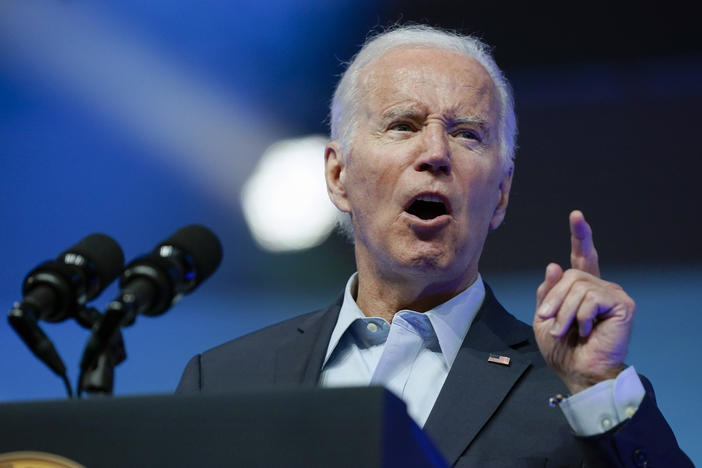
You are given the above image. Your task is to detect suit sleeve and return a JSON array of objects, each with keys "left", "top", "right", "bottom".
[
  {"left": 575, "top": 377, "right": 694, "bottom": 467},
  {"left": 175, "top": 354, "right": 202, "bottom": 394}
]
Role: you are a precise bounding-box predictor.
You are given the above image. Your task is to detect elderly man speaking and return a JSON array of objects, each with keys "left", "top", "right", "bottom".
[{"left": 178, "top": 25, "right": 691, "bottom": 466}]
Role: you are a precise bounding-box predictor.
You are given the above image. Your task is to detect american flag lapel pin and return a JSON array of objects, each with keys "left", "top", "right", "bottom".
[{"left": 488, "top": 353, "right": 511, "bottom": 366}]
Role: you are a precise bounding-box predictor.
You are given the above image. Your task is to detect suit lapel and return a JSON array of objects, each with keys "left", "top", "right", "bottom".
[
  {"left": 423, "top": 286, "right": 534, "bottom": 466},
  {"left": 273, "top": 296, "right": 342, "bottom": 385},
  {"left": 271, "top": 285, "right": 536, "bottom": 465}
]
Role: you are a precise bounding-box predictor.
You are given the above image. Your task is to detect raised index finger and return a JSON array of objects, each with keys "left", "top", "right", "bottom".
[{"left": 570, "top": 210, "right": 600, "bottom": 277}]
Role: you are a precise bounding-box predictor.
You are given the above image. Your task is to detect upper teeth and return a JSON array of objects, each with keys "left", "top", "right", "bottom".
[{"left": 416, "top": 194, "right": 443, "bottom": 203}]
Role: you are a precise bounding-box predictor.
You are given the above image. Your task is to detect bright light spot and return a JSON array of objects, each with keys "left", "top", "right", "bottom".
[{"left": 242, "top": 136, "right": 340, "bottom": 252}]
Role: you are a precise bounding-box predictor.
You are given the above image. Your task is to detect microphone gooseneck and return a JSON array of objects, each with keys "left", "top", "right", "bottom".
[{"left": 78, "top": 225, "right": 222, "bottom": 394}]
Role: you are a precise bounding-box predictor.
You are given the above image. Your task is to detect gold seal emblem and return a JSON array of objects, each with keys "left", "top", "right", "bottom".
[{"left": 0, "top": 451, "right": 86, "bottom": 468}]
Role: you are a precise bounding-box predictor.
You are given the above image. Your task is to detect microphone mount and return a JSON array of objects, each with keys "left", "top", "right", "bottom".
[
  {"left": 7, "top": 233, "right": 125, "bottom": 398},
  {"left": 78, "top": 225, "right": 222, "bottom": 396}
]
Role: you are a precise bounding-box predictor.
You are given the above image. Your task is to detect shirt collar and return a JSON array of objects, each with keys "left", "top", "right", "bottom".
[
  {"left": 323, "top": 272, "right": 485, "bottom": 368},
  {"left": 323, "top": 273, "right": 367, "bottom": 366},
  {"left": 422, "top": 276, "right": 485, "bottom": 367}
]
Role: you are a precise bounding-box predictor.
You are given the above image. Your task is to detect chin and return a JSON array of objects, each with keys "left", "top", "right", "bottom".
[
  {"left": 398, "top": 241, "right": 458, "bottom": 274},
  {"left": 406, "top": 230, "right": 480, "bottom": 274}
]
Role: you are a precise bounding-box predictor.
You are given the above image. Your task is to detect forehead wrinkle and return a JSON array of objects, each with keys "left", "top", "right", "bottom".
[
  {"left": 379, "top": 102, "right": 491, "bottom": 127},
  {"left": 371, "top": 75, "right": 495, "bottom": 116},
  {"left": 357, "top": 48, "right": 499, "bottom": 129}
]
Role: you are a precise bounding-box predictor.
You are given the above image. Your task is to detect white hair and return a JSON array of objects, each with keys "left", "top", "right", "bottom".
[{"left": 329, "top": 25, "right": 517, "bottom": 240}]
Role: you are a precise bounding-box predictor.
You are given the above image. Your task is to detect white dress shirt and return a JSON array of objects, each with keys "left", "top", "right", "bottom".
[
  {"left": 320, "top": 273, "right": 645, "bottom": 434},
  {"left": 320, "top": 273, "right": 484, "bottom": 426}
]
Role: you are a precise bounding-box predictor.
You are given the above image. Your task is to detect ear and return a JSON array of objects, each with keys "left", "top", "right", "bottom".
[
  {"left": 324, "top": 141, "right": 352, "bottom": 213},
  {"left": 489, "top": 163, "right": 513, "bottom": 230}
]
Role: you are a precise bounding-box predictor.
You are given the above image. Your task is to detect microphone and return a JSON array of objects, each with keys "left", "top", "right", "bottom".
[
  {"left": 12, "top": 233, "right": 125, "bottom": 323},
  {"left": 79, "top": 225, "right": 222, "bottom": 382},
  {"left": 118, "top": 224, "right": 223, "bottom": 317},
  {"left": 8, "top": 233, "right": 124, "bottom": 390}
]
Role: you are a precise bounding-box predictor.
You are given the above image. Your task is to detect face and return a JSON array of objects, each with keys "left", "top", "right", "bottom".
[{"left": 325, "top": 47, "right": 512, "bottom": 289}]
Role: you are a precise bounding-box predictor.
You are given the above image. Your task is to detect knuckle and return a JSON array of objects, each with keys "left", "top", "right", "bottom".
[
  {"left": 571, "top": 279, "right": 592, "bottom": 294},
  {"left": 612, "top": 287, "right": 635, "bottom": 310},
  {"left": 618, "top": 302, "right": 635, "bottom": 322},
  {"left": 626, "top": 297, "right": 636, "bottom": 312},
  {"left": 582, "top": 288, "right": 600, "bottom": 306},
  {"left": 563, "top": 269, "right": 581, "bottom": 281}
]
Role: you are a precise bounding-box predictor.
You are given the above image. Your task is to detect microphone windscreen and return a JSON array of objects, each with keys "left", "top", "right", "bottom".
[
  {"left": 61, "top": 233, "right": 125, "bottom": 292},
  {"left": 159, "top": 225, "right": 223, "bottom": 285}
]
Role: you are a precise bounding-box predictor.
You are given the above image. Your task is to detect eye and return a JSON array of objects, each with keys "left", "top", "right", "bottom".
[
  {"left": 453, "top": 129, "right": 482, "bottom": 142},
  {"left": 389, "top": 122, "right": 415, "bottom": 132}
]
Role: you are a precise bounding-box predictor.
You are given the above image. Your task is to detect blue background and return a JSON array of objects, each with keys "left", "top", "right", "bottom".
[{"left": 1, "top": 1, "right": 700, "bottom": 463}]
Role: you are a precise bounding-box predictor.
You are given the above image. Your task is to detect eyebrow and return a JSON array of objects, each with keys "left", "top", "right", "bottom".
[
  {"left": 451, "top": 115, "right": 489, "bottom": 127},
  {"left": 450, "top": 115, "right": 492, "bottom": 138},
  {"left": 380, "top": 107, "right": 489, "bottom": 127},
  {"left": 379, "top": 106, "right": 425, "bottom": 122}
]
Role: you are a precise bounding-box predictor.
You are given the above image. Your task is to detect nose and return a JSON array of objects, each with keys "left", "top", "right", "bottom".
[{"left": 415, "top": 124, "right": 451, "bottom": 175}]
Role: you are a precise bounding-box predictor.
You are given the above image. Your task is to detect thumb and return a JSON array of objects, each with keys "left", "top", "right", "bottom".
[
  {"left": 536, "top": 262, "right": 563, "bottom": 315},
  {"left": 570, "top": 210, "right": 600, "bottom": 277}
]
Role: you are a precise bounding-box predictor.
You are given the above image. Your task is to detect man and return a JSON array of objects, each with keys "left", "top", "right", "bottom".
[{"left": 178, "top": 25, "right": 691, "bottom": 466}]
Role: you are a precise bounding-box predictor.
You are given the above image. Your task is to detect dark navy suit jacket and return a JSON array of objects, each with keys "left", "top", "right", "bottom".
[{"left": 177, "top": 286, "right": 692, "bottom": 467}]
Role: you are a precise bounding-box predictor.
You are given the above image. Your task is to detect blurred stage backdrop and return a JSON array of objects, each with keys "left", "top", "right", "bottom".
[{"left": 1, "top": 1, "right": 700, "bottom": 463}]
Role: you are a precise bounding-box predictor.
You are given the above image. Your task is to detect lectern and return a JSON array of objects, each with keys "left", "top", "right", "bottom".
[{"left": 0, "top": 386, "right": 449, "bottom": 468}]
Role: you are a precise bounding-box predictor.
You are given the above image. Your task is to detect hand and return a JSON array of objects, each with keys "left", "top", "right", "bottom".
[{"left": 533, "top": 211, "right": 636, "bottom": 394}]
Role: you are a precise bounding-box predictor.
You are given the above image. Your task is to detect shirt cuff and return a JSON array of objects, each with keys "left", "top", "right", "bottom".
[{"left": 558, "top": 365, "right": 646, "bottom": 436}]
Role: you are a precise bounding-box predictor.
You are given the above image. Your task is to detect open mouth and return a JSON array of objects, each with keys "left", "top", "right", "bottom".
[{"left": 405, "top": 194, "right": 450, "bottom": 220}]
